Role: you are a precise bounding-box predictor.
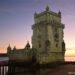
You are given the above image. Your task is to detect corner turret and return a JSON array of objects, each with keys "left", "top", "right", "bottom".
[
  {"left": 7, "top": 44, "right": 11, "bottom": 53},
  {"left": 25, "top": 41, "right": 30, "bottom": 49}
]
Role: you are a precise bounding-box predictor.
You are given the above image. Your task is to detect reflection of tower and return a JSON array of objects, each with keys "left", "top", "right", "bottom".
[{"left": 32, "top": 6, "right": 65, "bottom": 64}]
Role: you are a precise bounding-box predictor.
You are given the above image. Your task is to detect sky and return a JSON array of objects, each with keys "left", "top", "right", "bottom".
[{"left": 0, "top": 0, "right": 75, "bottom": 59}]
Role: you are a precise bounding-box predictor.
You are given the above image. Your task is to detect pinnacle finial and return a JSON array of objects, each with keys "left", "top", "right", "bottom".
[
  {"left": 7, "top": 44, "right": 11, "bottom": 51},
  {"left": 13, "top": 46, "right": 16, "bottom": 50},
  {"left": 58, "top": 10, "right": 61, "bottom": 17},
  {"left": 46, "top": 5, "right": 49, "bottom": 11},
  {"left": 8, "top": 44, "right": 10, "bottom": 47},
  {"left": 34, "top": 12, "right": 37, "bottom": 17},
  {"left": 25, "top": 41, "right": 30, "bottom": 49}
]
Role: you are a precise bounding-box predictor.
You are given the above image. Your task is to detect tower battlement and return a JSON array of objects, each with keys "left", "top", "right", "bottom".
[{"left": 34, "top": 6, "right": 61, "bottom": 25}]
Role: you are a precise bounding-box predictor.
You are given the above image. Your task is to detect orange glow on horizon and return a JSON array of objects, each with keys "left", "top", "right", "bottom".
[
  {"left": 0, "top": 47, "right": 75, "bottom": 61},
  {"left": 0, "top": 48, "right": 7, "bottom": 53},
  {"left": 65, "top": 49, "right": 75, "bottom": 57},
  {"left": 0, "top": 46, "right": 75, "bottom": 55},
  {"left": 65, "top": 57, "right": 75, "bottom": 61}
]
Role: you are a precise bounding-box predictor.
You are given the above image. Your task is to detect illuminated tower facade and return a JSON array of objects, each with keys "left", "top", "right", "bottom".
[{"left": 32, "top": 6, "right": 65, "bottom": 64}]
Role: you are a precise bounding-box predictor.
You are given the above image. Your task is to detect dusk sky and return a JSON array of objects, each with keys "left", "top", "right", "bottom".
[{"left": 0, "top": 0, "right": 75, "bottom": 58}]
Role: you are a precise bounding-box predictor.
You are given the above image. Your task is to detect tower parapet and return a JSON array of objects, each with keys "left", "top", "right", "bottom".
[{"left": 34, "top": 6, "right": 62, "bottom": 26}]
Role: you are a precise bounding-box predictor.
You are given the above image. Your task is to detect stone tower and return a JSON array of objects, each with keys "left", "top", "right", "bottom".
[{"left": 32, "top": 6, "right": 65, "bottom": 64}]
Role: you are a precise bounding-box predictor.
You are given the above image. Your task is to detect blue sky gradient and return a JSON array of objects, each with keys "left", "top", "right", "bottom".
[{"left": 0, "top": 0, "right": 75, "bottom": 55}]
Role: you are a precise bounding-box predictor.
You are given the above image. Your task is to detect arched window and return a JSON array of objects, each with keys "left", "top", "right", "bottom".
[
  {"left": 45, "top": 40, "right": 50, "bottom": 51},
  {"left": 55, "top": 33, "right": 59, "bottom": 38},
  {"left": 38, "top": 41, "right": 41, "bottom": 48},
  {"left": 38, "top": 35, "right": 41, "bottom": 39},
  {"left": 39, "top": 44, "right": 41, "bottom": 48},
  {"left": 45, "top": 40, "right": 50, "bottom": 46},
  {"left": 56, "top": 43, "right": 58, "bottom": 47}
]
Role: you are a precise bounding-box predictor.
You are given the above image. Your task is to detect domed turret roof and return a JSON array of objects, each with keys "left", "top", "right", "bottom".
[
  {"left": 25, "top": 41, "right": 30, "bottom": 49},
  {"left": 26, "top": 42, "right": 30, "bottom": 47},
  {"left": 7, "top": 44, "right": 11, "bottom": 50}
]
